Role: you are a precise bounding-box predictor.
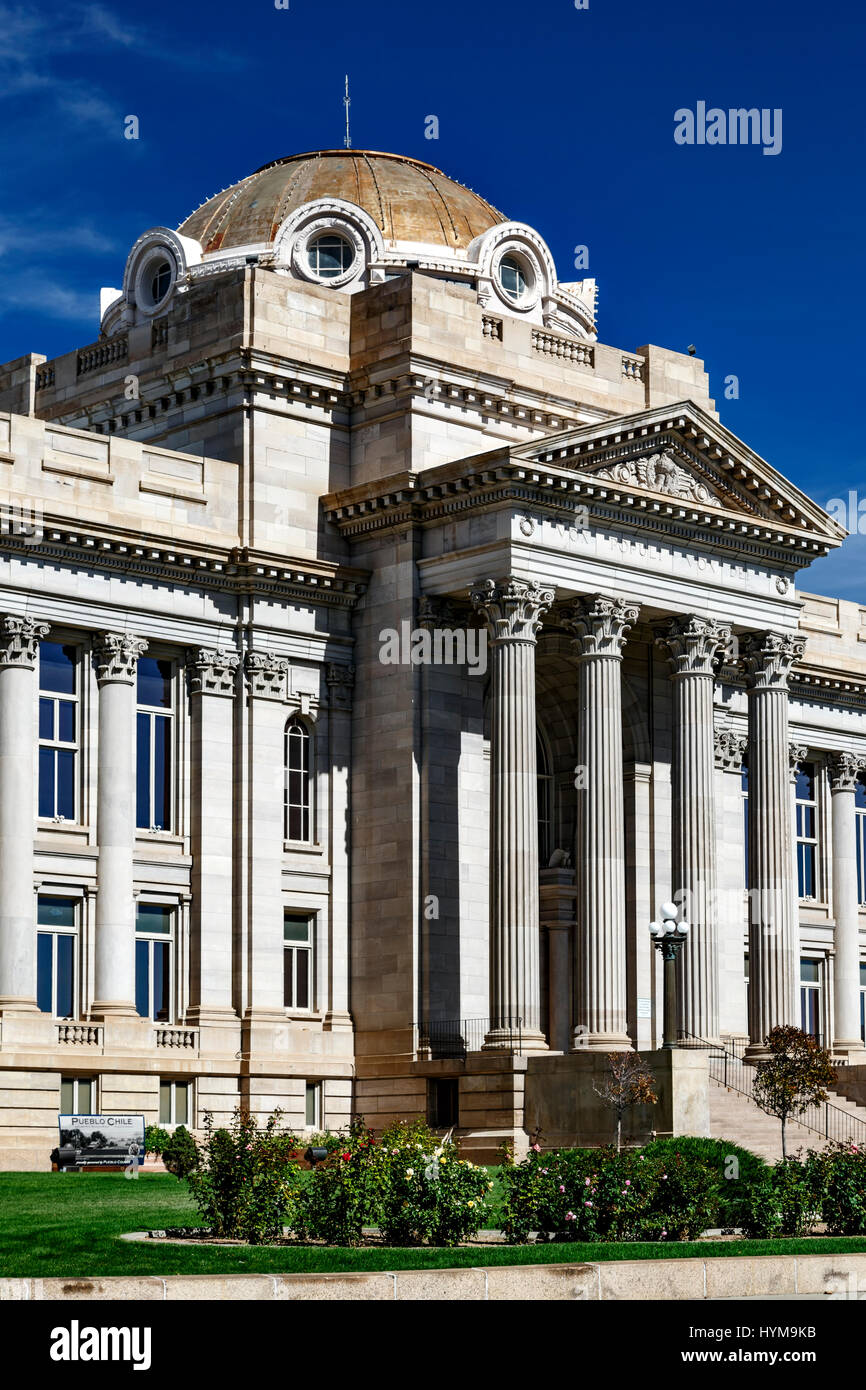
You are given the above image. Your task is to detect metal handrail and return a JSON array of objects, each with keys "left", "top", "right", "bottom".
[
  {"left": 416, "top": 1016, "right": 531, "bottom": 1060},
  {"left": 678, "top": 1030, "right": 866, "bottom": 1148}
]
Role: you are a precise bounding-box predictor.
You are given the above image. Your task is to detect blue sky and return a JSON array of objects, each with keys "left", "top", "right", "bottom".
[{"left": 1, "top": 0, "right": 863, "bottom": 598}]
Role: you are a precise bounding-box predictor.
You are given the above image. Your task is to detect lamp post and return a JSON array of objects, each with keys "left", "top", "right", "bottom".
[{"left": 648, "top": 901, "right": 690, "bottom": 1049}]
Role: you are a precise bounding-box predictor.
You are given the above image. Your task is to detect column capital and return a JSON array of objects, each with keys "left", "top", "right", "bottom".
[
  {"left": 828, "top": 751, "right": 866, "bottom": 793},
  {"left": 417, "top": 595, "right": 458, "bottom": 629},
  {"left": 789, "top": 743, "right": 810, "bottom": 784},
  {"left": 563, "top": 594, "right": 638, "bottom": 659},
  {"left": 186, "top": 647, "right": 240, "bottom": 698},
  {"left": 0, "top": 615, "right": 50, "bottom": 668},
  {"left": 470, "top": 578, "right": 553, "bottom": 644},
  {"left": 326, "top": 663, "right": 355, "bottom": 711},
  {"left": 741, "top": 631, "right": 806, "bottom": 691},
  {"left": 243, "top": 649, "right": 288, "bottom": 700},
  {"left": 93, "top": 632, "right": 148, "bottom": 685},
  {"left": 655, "top": 614, "right": 732, "bottom": 676},
  {"left": 714, "top": 727, "right": 747, "bottom": 772}
]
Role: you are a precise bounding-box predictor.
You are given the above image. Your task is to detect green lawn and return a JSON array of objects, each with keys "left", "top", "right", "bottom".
[{"left": 4, "top": 1172, "right": 866, "bottom": 1277}]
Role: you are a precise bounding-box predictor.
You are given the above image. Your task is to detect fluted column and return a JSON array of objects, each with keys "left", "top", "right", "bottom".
[
  {"left": 0, "top": 616, "right": 49, "bottom": 1011},
  {"left": 325, "top": 663, "right": 354, "bottom": 1032},
  {"left": 471, "top": 578, "right": 553, "bottom": 1051},
  {"left": 828, "top": 752, "right": 866, "bottom": 1057},
  {"left": 656, "top": 616, "right": 730, "bottom": 1042},
  {"left": 186, "top": 648, "right": 240, "bottom": 1025},
  {"left": 564, "top": 595, "right": 638, "bottom": 1050},
  {"left": 91, "top": 632, "right": 148, "bottom": 1019},
  {"left": 742, "top": 631, "right": 805, "bottom": 1056}
]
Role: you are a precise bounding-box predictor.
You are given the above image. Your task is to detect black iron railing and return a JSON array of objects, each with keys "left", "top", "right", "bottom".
[
  {"left": 416, "top": 1016, "right": 533, "bottom": 1060},
  {"left": 678, "top": 1030, "right": 866, "bottom": 1148}
]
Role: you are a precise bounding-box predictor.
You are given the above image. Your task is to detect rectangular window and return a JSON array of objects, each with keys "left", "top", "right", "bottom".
[
  {"left": 800, "top": 957, "right": 822, "bottom": 1041},
  {"left": 60, "top": 1077, "right": 94, "bottom": 1113},
  {"left": 856, "top": 774, "right": 866, "bottom": 906},
  {"left": 36, "top": 896, "right": 77, "bottom": 1018},
  {"left": 305, "top": 1081, "right": 321, "bottom": 1129},
  {"left": 742, "top": 761, "right": 749, "bottom": 886},
  {"left": 159, "top": 1080, "right": 191, "bottom": 1127},
  {"left": 135, "top": 904, "right": 174, "bottom": 1022},
  {"left": 861, "top": 962, "right": 866, "bottom": 1045},
  {"left": 283, "top": 912, "right": 313, "bottom": 1010},
  {"left": 136, "top": 657, "right": 174, "bottom": 831},
  {"left": 38, "top": 642, "right": 79, "bottom": 822},
  {"left": 796, "top": 762, "right": 819, "bottom": 900},
  {"left": 428, "top": 1078, "right": 459, "bottom": 1128}
]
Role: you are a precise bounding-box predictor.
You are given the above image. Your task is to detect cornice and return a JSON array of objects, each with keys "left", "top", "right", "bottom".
[{"left": 0, "top": 526, "right": 368, "bottom": 609}]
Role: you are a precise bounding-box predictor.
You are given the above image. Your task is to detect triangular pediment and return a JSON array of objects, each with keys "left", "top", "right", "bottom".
[{"left": 511, "top": 400, "right": 845, "bottom": 545}]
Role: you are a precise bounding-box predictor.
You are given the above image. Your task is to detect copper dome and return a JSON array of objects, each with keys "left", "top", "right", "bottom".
[{"left": 177, "top": 150, "right": 507, "bottom": 254}]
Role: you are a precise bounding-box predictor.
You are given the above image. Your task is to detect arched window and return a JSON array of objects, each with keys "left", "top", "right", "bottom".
[
  {"left": 284, "top": 717, "right": 313, "bottom": 842},
  {"left": 536, "top": 730, "right": 552, "bottom": 865}
]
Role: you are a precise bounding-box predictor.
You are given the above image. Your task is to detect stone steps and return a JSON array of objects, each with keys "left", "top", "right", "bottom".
[{"left": 708, "top": 1076, "right": 866, "bottom": 1163}]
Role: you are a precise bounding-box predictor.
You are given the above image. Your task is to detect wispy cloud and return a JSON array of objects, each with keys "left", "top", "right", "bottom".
[
  {"left": 0, "top": 271, "right": 96, "bottom": 322},
  {"left": 0, "top": 215, "right": 117, "bottom": 257}
]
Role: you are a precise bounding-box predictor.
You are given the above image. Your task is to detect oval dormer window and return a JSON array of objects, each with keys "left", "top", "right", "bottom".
[
  {"left": 149, "top": 260, "right": 173, "bottom": 305},
  {"left": 307, "top": 233, "right": 354, "bottom": 280},
  {"left": 499, "top": 254, "right": 530, "bottom": 304}
]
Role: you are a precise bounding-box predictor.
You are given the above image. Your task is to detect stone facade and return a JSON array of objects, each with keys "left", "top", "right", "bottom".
[{"left": 0, "top": 149, "right": 863, "bottom": 1166}]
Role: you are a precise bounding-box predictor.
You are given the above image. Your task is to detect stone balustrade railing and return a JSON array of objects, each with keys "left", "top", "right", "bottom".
[
  {"left": 621, "top": 353, "right": 644, "bottom": 381},
  {"left": 153, "top": 1026, "right": 199, "bottom": 1050},
  {"left": 531, "top": 329, "right": 594, "bottom": 368},
  {"left": 77, "top": 338, "right": 128, "bottom": 377},
  {"left": 481, "top": 315, "right": 503, "bottom": 340},
  {"left": 35, "top": 366, "right": 55, "bottom": 391},
  {"left": 56, "top": 1023, "right": 103, "bottom": 1047}
]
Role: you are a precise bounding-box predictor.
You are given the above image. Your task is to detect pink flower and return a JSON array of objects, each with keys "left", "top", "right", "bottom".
[
  {"left": 541, "top": 1167, "right": 548, "bottom": 1174},
  {"left": 584, "top": 1178, "right": 591, "bottom": 1186},
  {"left": 531, "top": 1143, "right": 541, "bottom": 1153},
  {"left": 625, "top": 1179, "right": 631, "bottom": 1186},
  {"left": 559, "top": 1185, "right": 565, "bottom": 1193},
  {"left": 585, "top": 1201, "right": 593, "bottom": 1207},
  {"left": 565, "top": 1211, "right": 575, "bottom": 1221},
  {"left": 661, "top": 1174, "right": 667, "bottom": 1180}
]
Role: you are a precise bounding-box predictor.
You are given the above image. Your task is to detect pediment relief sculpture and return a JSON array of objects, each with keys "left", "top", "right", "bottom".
[{"left": 589, "top": 450, "right": 721, "bottom": 507}]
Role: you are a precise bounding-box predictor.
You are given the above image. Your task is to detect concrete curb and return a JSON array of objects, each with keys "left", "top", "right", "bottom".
[{"left": 2, "top": 1252, "right": 866, "bottom": 1300}]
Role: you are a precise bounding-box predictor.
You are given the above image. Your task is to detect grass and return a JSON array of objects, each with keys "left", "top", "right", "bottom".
[{"left": 4, "top": 1172, "right": 866, "bottom": 1277}]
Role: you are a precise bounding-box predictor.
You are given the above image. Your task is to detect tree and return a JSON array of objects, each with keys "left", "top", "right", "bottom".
[
  {"left": 752, "top": 1025, "right": 836, "bottom": 1159},
  {"left": 593, "top": 1053, "right": 658, "bottom": 1151}
]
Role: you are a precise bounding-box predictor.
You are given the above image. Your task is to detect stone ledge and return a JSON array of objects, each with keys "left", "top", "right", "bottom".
[{"left": 3, "top": 1252, "right": 866, "bottom": 1300}]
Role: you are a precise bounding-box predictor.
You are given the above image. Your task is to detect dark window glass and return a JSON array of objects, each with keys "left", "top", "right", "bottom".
[
  {"left": 56, "top": 751, "right": 75, "bottom": 819},
  {"left": 38, "top": 897, "right": 75, "bottom": 929},
  {"left": 798, "top": 842, "right": 816, "bottom": 898},
  {"left": 796, "top": 763, "right": 815, "bottom": 801},
  {"left": 153, "top": 714, "right": 171, "bottom": 828},
  {"left": 284, "top": 718, "right": 311, "bottom": 841},
  {"left": 39, "top": 698, "right": 53, "bottom": 740},
  {"left": 153, "top": 942, "right": 170, "bottom": 1022},
  {"left": 36, "top": 933, "right": 53, "bottom": 1013},
  {"left": 857, "top": 774, "right": 866, "bottom": 811},
  {"left": 284, "top": 915, "right": 311, "bottom": 943},
  {"left": 39, "top": 642, "right": 76, "bottom": 695},
  {"left": 740, "top": 761, "right": 749, "bottom": 792},
  {"left": 137, "top": 657, "right": 172, "bottom": 708},
  {"left": 136, "top": 904, "right": 172, "bottom": 935},
  {"left": 135, "top": 939, "right": 149, "bottom": 1018},
  {"left": 136, "top": 711, "right": 150, "bottom": 828},
  {"left": 57, "top": 702, "right": 75, "bottom": 743},
  {"left": 296, "top": 949, "right": 310, "bottom": 1010},
  {"left": 283, "top": 949, "right": 294, "bottom": 1008},
  {"left": 56, "top": 934, "right": 74, "bottom": 1017},
  {"left": 38, "top": 747, "right": 55, "bottom": 818}
]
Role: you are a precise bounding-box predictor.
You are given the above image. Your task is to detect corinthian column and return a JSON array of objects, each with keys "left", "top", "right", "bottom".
[
  {"left": 564, "top": 595, "right": 638, "bottom": 1050},
  {"left": 656, "top": 615, "right": 730, "bottom": 1043},
  {"left": 471, "top": 578, "right": 553, "bottom": 1051},
  {"left": 828, "top": 752, "right": 866, "bottom": 1058},
  {"left": 0, "top": 616, "right": 49, "bottom": 1011},
  {"left": 91, "top": 632, "right": 148, "bottom": 1019},
  {"left": 741, "top": 631, "right": 805, "bottom": 1056}
]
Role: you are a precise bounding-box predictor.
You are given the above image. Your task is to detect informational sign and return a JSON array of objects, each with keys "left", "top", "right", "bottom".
[{"left": 57, "top": 1114, "right": 145, "bottom": 1169}]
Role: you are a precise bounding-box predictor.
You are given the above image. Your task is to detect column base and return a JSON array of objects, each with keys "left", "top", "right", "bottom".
[
  {"left": 323, "top": 1010, "right": 354, "bottom": 1033},
  {"left": 571, "top": 1031, "right": 633, "bottom": 1052},
  {"left": 184, "top": 1005, "right": 239, "bottom": 1025},
  {"left": 0, "top": 996, "right": 39, "bottom": 1014},
  {"left": 482, "top": 1026, "right": 548, "bottom": 1054},
  {"left": 831, "top": 1039, "right": 866, "bottom": 1061},
  {"left": 89, "top": 1000, "right": 139, "bottom": 1021},
  {"left": 743, "top": 1042, "right": 770, "bottom": 1064}
]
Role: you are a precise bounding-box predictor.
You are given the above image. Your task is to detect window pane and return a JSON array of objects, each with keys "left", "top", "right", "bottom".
[
  {"left": 796, "top": 764, "right": 815, "bottom": 800},
  {"left": 60, "top": 1078, "right": 74, "bottom": 1113},
  {"left": 57, "top": 701, "right": 75, "bottom": 743},
  {"left": 135, "top": 939, "right": 150, "bottom": 1018},
  {"left": 136, "top": 712, "right": 151, "bottom": 828},
  {"left": 287, "top": 806, "right": 304, "bottom": 841},
  {"left": 857, "top": 776, "right": 866, "bottom": 810},
  {"left": 283, "top": 947, "right": 294, "bottom": 1008},
  {"left": 283, "top": 915, "right": 311, "bottom": 943},
  {"left": 153, "top": 942, "right": 170, "bottom": 1022},
  {"left": 800, "top": 959, "right": 820, "bottom": 984},
  {"left": 296, "top": 949, "right": 310, "bottom": 1010},
  {"left": 39, "top": 698, "right": 54, "bottom": 740},
  {"left": 137, "top": 657, "right": 172, "bottom": 708},
  {"left": 38, "top": 897, "right": 76, "bottom": 929},
  {"left": 78, "top": 1078, "right": 93, "bottom": 1113},
  {"left": 56, "top": 750, "right": 75, "bottom": 820},
  {"left": 38, "top": 747, "right": 55, "bottom": 818},
  {"left": 305, "top": 1082, "right": 317, "bottom": 1128},
  {"left": 37, "top": 933, "right": 53, "bottom": 1013},
  {"left": 40, "top": 642, "right": 76, "bottom": 695},
  {"left": 56, "top": 934, "right": 74, "bottom": 1017},
  {"left": 175, "top": 1083, "right": 188, "bottom": 1126},
  {"left": 136, "top": 904, "right": 172, "bottom": 934},
  {"left": 159, "top": 1081, "right": 171, "bottom": 1125},
  {"left": 153, "top": 714, "right": 171, "bottom": 829}
]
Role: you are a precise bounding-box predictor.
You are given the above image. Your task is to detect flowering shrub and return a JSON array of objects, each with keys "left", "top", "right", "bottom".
[
  {"left": 371, "top": 1121, "right": 492, "bottom": 1246},
  {"left": 499, "top": 1144, "right": 720, "bottom": 1243},
  {"left": 640, "top": 1136, "right": 766, "bottom": 1229},
  {"left": 805, "top": 1144, "right": 866, "bottom": 1235},
  {"left": 161, "top": 1125, "right": 198, "bottom": 1179},
  {"left": 740, "top": 1157, "right": 820, "bottom": 1238},
  {"left": 293, "top": 1117, "right": 378, "bottom": 1246},
  {"left": 185, "top": 1109, "right": 301, "bottom": 1244}
]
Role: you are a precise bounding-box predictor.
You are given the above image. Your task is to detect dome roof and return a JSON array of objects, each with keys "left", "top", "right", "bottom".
[{"left": 177, "top": 150, "right": 506, "bottom": 254}]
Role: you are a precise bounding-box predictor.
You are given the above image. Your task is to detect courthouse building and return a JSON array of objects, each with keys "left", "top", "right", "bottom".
[{"left": 0, "top": 149, "right": 864, "bottom": 1166}]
